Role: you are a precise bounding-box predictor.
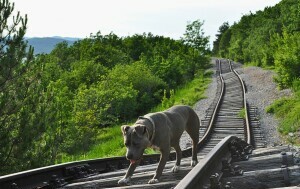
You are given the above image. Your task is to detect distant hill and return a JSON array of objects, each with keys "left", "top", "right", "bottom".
[{"left": 26, "top": 37, "right": 81, "bottom": 54}]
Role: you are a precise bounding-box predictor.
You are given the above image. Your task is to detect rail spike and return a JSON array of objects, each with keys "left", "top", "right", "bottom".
[
  {"left": 209, "top": 173, "right": 221, "bottom": 189},
  {"left": 65, "top": 164, "right": 97, "bottom": 179},
  {"left": 11, "top": 183, "right": 20, "bottom": 189},
  {"left": 48, "top": 174, "right": 67, "bottom": 188},
  {"left": 221, "top": 159, "right": 243, "bottom": 177},
  {"left": 228, "top": 138, "right": 253, "bottom": 161}
]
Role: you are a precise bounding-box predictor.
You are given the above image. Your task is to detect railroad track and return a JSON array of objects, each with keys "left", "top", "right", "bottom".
[
  {"left": 1, "top": 59, "right": 299, "bottom": 189},
  {"left": 197, "top": 59, "right": 251, "bottom": 156}
]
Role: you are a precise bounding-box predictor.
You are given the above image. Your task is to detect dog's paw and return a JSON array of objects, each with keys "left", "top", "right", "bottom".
[
  {"left": 148, "top": 178, "right": 159, "bottom": 184},
  {"left": 118, "top": 177, "right": 131, "bottom": 185},
  {"left": 191, "top": 160, "right": 198, "bottom": 167},
  {"left": 171, "top": 165, "right": 180, "bottom": 173}
]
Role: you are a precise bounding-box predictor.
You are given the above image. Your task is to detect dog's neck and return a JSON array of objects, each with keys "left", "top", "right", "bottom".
[{"left": 137, "top": 115, "right": 155, "bottom": 143}]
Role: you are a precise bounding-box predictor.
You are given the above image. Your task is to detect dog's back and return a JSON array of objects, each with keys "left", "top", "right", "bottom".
[
  {"left": 165, "top": 105, "right": 200, "bottom": 130},
  {"left": 143, "top": 105, "right": 199, "bottom": 149}
]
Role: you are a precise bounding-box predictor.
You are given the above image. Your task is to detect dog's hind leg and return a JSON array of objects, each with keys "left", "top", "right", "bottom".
[
  {"left": 191, "top": 138, "right": 198, "bottom": 166},
  {"left": 171, "top": 142, "right": 182, "bottom": 173},
  {"left": 186, "top": 124, "right": 199, "bottom": 166}
]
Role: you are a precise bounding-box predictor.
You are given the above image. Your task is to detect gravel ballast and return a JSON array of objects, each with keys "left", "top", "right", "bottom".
[
  {"left": 236, "top": 66, "right": 292, "bottom": 146},
  {"left": 180, "top": 62, "right": 292, "bottom": 149}
]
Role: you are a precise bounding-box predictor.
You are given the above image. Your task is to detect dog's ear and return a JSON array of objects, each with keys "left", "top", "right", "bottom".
[
  {"left": 134, "top": 125, "right": 147, "bottom": 137},
  {"left": 121, "top": 125, "right": 130, "bottom": 135}
]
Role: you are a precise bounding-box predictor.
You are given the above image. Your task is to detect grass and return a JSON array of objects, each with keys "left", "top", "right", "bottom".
[
  {"left": 243, "top": 61, "right": 275, "bottom": 70},
  {"left": 266, "top": 91, "right": 300, "bottom": 144},
  {"left": 238, "top": 108, "right": 246, "bottom": 118},
  {"left": 59, "top": 70, "right": 213, "bottom": 163},
  {"left": 152, "top": 70, "right": 213, "bottom": 112},
  {"left": 59, "top": 125, "right": 127, "bottom": 163},
  {"left": 173, "top": 71, "right": 212, "bottom": 106}
]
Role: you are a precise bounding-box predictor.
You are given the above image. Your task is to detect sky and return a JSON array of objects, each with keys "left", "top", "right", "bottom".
[{"left": 11, "top": 0, "right": 281, "bottom": 47}]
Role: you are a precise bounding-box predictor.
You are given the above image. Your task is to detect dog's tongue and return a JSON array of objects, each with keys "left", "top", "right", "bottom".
[{"left": 130, "top": 159, "right": 136, "bottom": 164}]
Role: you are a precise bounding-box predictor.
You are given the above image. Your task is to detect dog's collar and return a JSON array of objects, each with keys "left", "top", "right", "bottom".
[{"left": 138, "top": 115, "right": 155, "bottom": 143}]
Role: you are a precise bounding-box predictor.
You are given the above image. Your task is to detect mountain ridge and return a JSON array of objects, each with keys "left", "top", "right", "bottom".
[{"left": 26, "top": 37, "right": 81, "bottom": 54}]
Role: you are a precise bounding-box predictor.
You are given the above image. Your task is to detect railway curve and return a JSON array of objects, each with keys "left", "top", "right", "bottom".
[{"left": 1, "top": 59, "right": 299, "bottom": 189}]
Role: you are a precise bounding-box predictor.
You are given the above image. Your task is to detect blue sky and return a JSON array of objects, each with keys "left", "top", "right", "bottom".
[{"left": 12, "top": 0, "right": 281, "bottom": 47}]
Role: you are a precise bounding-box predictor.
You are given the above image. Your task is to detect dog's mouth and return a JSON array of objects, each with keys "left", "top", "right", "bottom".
[
  {"left": 129, "top": 159, "right": 141, "bottom": 164},
  {"left": 130, "top": 159, "right": 137, "bottom": 164}
]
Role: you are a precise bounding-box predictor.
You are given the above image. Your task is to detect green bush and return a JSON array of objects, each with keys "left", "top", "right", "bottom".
[
  {"left": 273, "top": 31, "right": 300, "bottom": 89},
  {"left": 267, "top": 95, "right": 300, "bottom": 135},
  {"left": 277, "top": 102, "right": 300, "bottom": 135},
  {"left": 292, "top": 78, "right": 300, "bottom": 93}
]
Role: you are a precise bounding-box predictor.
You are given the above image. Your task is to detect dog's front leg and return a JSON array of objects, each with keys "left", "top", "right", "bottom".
[
  {"left": 148, "top": 149, "right": 170, "bottom": 184},
  {"left": 118, "top": 161, "right": 139, "bottom": 185}
]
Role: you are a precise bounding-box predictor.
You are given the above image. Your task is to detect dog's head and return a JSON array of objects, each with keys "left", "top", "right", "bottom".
[{"left": 121, "top": 124, "right": 151, "bottom": 164}]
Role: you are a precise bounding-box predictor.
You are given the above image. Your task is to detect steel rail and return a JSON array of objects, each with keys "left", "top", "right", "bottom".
[
  {"left": 0, "top": 151, "right": 186, "bottom": 189},
  {"left": 229, "top": 60, "right": 252, "bottom": 145},
  {"left": 197, "top": 59, "right": 225, "bottom": 150},
  {"left": 174, "top": 135, "right": 238, "bottom": 189}
]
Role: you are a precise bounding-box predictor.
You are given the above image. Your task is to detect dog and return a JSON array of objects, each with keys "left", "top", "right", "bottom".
[{"left": 118, "top": 105, "right": 200, "bottom": 184}]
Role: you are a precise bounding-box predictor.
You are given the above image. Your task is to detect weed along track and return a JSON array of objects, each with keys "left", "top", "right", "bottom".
[{"left": 1, "top": 59, "right": 299, "bottom": 189}]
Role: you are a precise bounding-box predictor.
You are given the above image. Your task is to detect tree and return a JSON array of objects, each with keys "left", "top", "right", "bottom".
[
  {"left": 218, "top": 28, "right": 231, "bottom": 58},
  {"left": 181, "top": 20, "right": 210, "bottom": 77},
  {"left": 182, "top": 20, "right": 210, "bottom": 53},
  {"left": 212, "top": 22, "right": 230, "bottom": 56},
  {"left": 0, "top": 0, "right": 34, "bottom": 174},
  {"left": 107, "top": 62, "right": 166, "bottom": 115}
]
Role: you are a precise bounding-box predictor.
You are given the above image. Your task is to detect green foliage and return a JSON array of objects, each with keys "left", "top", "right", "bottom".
[
  {"left": 161, "top": 89, "right": 175, "bottom": 109},
  {"left": 278, "top": 104, "right": 300, "bottom": 135},
  {"left": 107, "top": 62, "right": 166, "bottom": 115},
  {"left": 266, "top": 95, "right": 300, "bottom": 135},
  {"left": 273, "top": 30, "right": 300, "bottom": 88},
  {"left": 0, "top": 0, "right": 35, "bottom": 174},
  {"left": 155, "top": 71, "right": 212, "bottom": 112},
  {"left": 219, "top": 28, "right": 231, "bottom": 58},
  {"left": 292, "top": 79, "right": 300, "bottom": 93},
  {"left": 212, "top": 22, "right": 230, "bottom": 56},
  {"left": 214, "top": 0, "right": 299, "bottom": 70},
  {"left": 266, "top": 73, "right": 300, "bottom": 144},
  {"left": 181, "top": 20, "right": 211, "bottom": 78},
  {"left": 58, "top": 125, "right": 126, "bottom": 163},
  {"left": 182, "top": 20, "right": 210, "bottom": 53},
  {"left": 67, "top": 60, "right": 108, "bottom": 90},
  {"left": 266, "top": 97, "right": 296, "bottom": 117}
]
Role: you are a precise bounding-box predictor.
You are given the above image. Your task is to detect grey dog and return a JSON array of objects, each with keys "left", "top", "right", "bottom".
[{"left": 118, "top": 105, "right": 200, "bottom": 184}]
